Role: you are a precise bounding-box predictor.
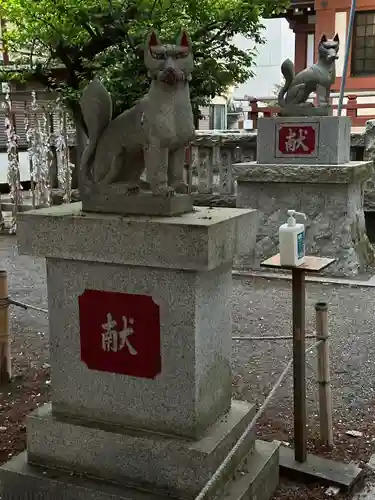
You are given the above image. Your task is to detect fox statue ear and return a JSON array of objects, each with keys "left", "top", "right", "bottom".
[
  {"left": 177, "top": 29, "right": 192, "bottom": 50},
  {"left": 147, "top": 30, "right": 161, "bottom": 50},
  {"left": 333, "top": 33, "right": 340, "bottom": 43},
  {"left": 320, "top": 34, "right": 328, "bottom": 44}
]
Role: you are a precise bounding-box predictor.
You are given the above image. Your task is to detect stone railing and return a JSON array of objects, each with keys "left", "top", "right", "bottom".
[
  {"left": 1, "top": 126, "right": 370, "bottom": 212},
  {"left": 188, "top": 131, "right": 256, "bottom": 193},
  {"left": 187, "top": 129, "right": 366, "bottom": 205}
]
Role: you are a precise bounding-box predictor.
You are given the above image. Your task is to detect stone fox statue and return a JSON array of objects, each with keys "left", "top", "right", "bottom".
[
  {"left": 79, "top": 29, "right": 195, "bottom": 196},
  {"left": 278, "top": 34, "right": 339, "bottom": 109}
]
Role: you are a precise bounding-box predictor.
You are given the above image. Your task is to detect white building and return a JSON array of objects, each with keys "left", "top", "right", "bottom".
[
  {"left": 232, "top": 18, "right": 296, "bottom": 100},
  {"left": 199, "top": 18, "right": 296, "bottom": 130}
]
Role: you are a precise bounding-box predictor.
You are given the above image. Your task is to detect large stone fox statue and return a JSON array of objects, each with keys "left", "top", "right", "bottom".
[
  {"left": 278, "top": 34, "right": 339, "bottom": 113},
  {"left": 79, "top": 29, "right": 195, "bottom": 197}
]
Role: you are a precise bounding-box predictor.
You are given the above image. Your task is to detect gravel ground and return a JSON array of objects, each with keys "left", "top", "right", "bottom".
[{"left": 1, "top": 234, "right": 375, "bottom": 499}]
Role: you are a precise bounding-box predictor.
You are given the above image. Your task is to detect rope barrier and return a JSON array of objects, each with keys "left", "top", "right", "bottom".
[
  {"left": 8, "top": 298, "right": 48, "bottom": 314},
  {"left": 194, "top": 339, "right": 323, "bottom": 500},
  {"left": 233, "top": 334, "right": 316, "bottom": 341}
]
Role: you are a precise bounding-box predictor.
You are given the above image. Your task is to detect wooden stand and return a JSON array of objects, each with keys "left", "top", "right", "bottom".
[
  {"left": 0, "top": 270, "right": 11, "bottom": 384},
  {"left": 315, "top": 302, "right": 333, "bottom": 448},
  {"left": 261, "top": 254, "right": 335, "bottom": 462},
  {"left": 259, "top": 254, "right": 363, "bottom": 490}
]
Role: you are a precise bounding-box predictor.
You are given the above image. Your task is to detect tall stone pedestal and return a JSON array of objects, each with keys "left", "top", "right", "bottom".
[
  {"left": 234, "top": 116, "right": 375, "bottom": 277},
  {"left": 0, "top": 203, "right": 279, "bottom": 500}
]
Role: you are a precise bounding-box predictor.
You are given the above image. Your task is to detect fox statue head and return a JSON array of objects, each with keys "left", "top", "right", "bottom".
[
  {"left": 144, "top": 29, "right": 193, "bottom": 86},
  {"left": 318, "top": 33, "right": 340, "bottom": 63}
]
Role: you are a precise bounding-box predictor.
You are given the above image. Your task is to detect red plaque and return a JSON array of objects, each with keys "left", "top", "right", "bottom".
[
  {"left": 79, "top": 289, "right": 161, "bottom": 379},
  {"left": 277, "top": 125, "right": 317, "bottom": 156}
]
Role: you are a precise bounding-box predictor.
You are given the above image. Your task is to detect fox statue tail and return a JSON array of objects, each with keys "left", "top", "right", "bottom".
[
  {"left": 79, "top": 78, "right": 112, "bottom": 185},
  {"left": 278, "top": 59, "right": 295, "bottom": 107}
]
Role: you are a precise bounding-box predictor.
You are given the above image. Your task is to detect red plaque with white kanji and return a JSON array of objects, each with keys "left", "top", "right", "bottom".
[
  {"left": 79, "top": 289, "right": 161, "bottom": 379},
  {"left": 276, "top": 124, "right": 318, "bottom": 157}
]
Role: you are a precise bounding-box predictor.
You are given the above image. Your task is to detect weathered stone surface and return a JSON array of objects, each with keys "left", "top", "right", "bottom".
[
  {"left": 50, "top": 188, "right": 83, "bottom": 205},
  {"left": 17, "top": 204, "right": 258, "bottom": 438},
  {"left": 351, "top": 131, "right": 365, "bottom": 148},
  {"left": 17, "top": 203, "right": 256, "bottom": 272},
  {"left": 278, "top": 104, "right": 333, "bottom": 117},
  {"left": 233, "top": 161, "right": 372, "bottom": 184},
  {"left": 26, "top": 401, "right": 256, "bottom": 498},
  {"left": 82, "top": 187, "right": 193, "bottom": 216},
  {"left": 364, "top": 120, "right": 375, "bottom": 212},
  {"left": 257, "top": 116, "right": 351, "bottom": 165},
  {"left": 193, "top": 193, "right": 236, "bottom": 207},
  {"left": 193, "top": 131, "right": 257, "bottom": 154},
  {"left": 0, "top": 440, "right": 279, "bottom": 500},
  {"left": 50, "top": 189, "right": 237, "bottom": 209},
  {"left": 193, "top": 129, "right": 363, "bottom": 151},
  {"left": 235, "top": 161, "right": 375, "bottom": 277},
  {"left": 45, "top": 257, "right": 234, "bottom": 438}
]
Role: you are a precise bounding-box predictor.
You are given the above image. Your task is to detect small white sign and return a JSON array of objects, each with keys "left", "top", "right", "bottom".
[
  {"left": 243, "top": 119, "right": 253, "bottom": 130},
  {"left": 1, "top": 82, "right": 10, "bottom": 94}
]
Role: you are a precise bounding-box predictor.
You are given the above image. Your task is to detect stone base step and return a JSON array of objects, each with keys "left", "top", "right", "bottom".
[
  {"left": 219, "top": 440, "right": 280, "bottom": 500},
  {"left": 0, "top": 451, "right": 164, "bottom": 500},
  {"left": 0, "top": 441, "right": 279, "bottom": 500}
]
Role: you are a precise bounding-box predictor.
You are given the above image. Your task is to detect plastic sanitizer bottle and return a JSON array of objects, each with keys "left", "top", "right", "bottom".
[{"left": 279, "top": 210, "right": 307, "bottom": 267}]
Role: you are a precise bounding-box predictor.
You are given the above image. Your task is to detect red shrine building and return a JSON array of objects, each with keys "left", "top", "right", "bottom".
[{"left": 282, "top": 0, "right": 375, "bottom": 93}]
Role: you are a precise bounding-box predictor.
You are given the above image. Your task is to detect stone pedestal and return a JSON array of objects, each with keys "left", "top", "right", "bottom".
[
  {"left": 0, "top": 203, "right": 279, "bottom": 500},
  {"left": 81, "top": 184, "right": 194, "bottom": 216},
  {"left": 234, "top": 162, "right": 375, "bottom": 276},
  {"left": 257, "top": 116, "right": 351, "bottom": 165},
  {"left": 232, "top": 115, "right": 375, "bottom": 277}
]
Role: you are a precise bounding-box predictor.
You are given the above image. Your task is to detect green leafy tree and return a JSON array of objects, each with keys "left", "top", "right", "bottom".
[{"left": 0, "top": 0, "right": 291, "bottom": 125}]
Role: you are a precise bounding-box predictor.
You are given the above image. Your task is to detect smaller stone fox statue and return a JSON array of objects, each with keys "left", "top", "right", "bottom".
[
  {"left": 278, "top": 34, "right": 339, "bottom": 112},
  {"left": 79, "top": 29, "right": 195, "bottom": 197}
]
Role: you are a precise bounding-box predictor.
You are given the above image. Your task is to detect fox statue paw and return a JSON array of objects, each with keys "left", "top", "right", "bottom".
[
  {"left": 172, "top": 181, "right": 189, "bottom": 194},
  {"left": 152, "top": 184, "right": 176, "bottom": 197},
  {"left": 124, "top": 183, "right": 140, "bottom": 195}
]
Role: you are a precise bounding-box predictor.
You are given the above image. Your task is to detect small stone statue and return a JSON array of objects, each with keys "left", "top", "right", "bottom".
[
  {"left": 278, "top": 34, "right": 339, "bottom": 116},
  {"left": 79, "top": 29, "right": 195, "bottom": 198}
]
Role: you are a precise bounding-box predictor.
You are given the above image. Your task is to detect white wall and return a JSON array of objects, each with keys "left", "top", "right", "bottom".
[
  {"left": 307, "top": 33, "right": 315, "bottom": 67},
  {"left": 335, "top": 11, "right": 347, "bottom": 78},
  {"left": 232, "top": 19, "right": 295, "bottom": 99},
  {"left": 0, "top": 152, "right": 30, "bottom": 184}
]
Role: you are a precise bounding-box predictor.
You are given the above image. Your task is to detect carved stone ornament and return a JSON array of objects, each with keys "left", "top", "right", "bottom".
[
  {"left": 277, "top": 33, "right": 339, "bottom": 117},
  {"left": 79, "top": 29, "right": 196, "bottom": 216}
]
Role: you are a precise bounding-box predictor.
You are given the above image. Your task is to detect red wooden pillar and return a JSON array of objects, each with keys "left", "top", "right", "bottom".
[
  {"left": 294, "top": 31, "right": 308, "bottom": 74},
  {"left": 288, "top": 16, "right": 315, "bottom": 73},
  {"left": 346, "top": 95, "right": 358, "bottom": 123},
  {"left": 314, "top": 7, "right": 336, "bottom": 56},
  {"left": 249, "top": 99, "right": 259, "bottom": 129}
]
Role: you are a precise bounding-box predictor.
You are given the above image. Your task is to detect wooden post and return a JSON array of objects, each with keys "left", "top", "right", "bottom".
[
  {"left": 292, "top": 268, "right": 307, "bottom": 463},
  {"left": 346, "top": 94, "right": 358, "bottom": 120},
  {"left": 0, "top": 271, "right": 11, "bottom": 384},
  {"left": 315, "top": 302, "right": 333, "bottom": 447},
  {"left": 249, "top": 99, "right": 259, "bottom": 129},
  {"left": 0, "top": 194, "right": 4, "bottom": 229}
]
